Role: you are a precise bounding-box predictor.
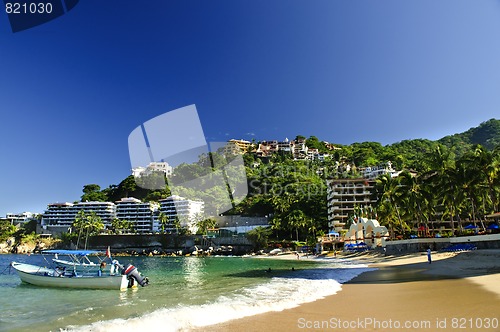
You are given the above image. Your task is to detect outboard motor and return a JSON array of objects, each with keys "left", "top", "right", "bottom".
[{"left": 123, "top": 264, "right": 149, "bottom": 287}]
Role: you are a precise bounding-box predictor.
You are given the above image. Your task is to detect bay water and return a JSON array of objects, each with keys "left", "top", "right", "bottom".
[{"left": 0, "top": 254, "right": 371, "bottom": 332}]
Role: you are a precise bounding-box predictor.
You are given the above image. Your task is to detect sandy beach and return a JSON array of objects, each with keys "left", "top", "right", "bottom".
[{"left": 193, "top": 250, "right": 500, "bottom": 332}]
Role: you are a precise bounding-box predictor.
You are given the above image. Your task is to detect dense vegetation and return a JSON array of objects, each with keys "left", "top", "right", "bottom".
[
  {"left": 374, "top": 145, "right": 500, "bottom": 238},
  {"left": 44, "top": 119, "right": 500, "bottom": 244},
  {"left": 438, "top": 118, "right": 500, "bottom": 152}
]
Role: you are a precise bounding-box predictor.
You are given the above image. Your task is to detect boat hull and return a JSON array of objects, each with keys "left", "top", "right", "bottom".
[{"left": 11, "top": 262, "right": 133, "bottom": 290}]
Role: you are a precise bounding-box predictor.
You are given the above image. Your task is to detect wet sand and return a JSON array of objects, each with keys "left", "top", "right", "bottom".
[{"left": 193, "top": 250, "right": 500, "bottom": 332}]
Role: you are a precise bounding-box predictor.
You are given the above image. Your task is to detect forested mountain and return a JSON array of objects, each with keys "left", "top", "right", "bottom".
[{"left": 438, "top": 118, "right": 500, "bottom": 153}]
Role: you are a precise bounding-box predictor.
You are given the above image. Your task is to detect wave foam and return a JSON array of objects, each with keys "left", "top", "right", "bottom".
[{"left": 65, "top": 265, "right": 372, "bottom": 332}]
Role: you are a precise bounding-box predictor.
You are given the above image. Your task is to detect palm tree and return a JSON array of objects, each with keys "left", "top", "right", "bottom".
[
  {"left": 397, "top": 171, "right": 429, "bottom": 235},
  {"left": 196, "top": 217, "right": 217, "bottom": 235},
  {"left": 73, "top": 210, "right": 87, "bottom": 249},
  {"left": 72, "top": 211, "right": 104, "bottom": 249},
  {"left": 246, "top": 226, "right": 272, "bottom": 251},
  {"left": 158, "top": 212, "right": 169, "bottom": 234},
  {"left": 438, "top": 166, "right": 463, "bottom": 234},
  {"left": 455, "top": 151, "right": 484, "bottom": 228},
  {"left": 111, "top": 218, "right": 134, "bottom": 234},
  {"left": 375, "top": 173, "right": 406, "bottom": 238},
  {"left": 172, "top": 216, "right": 182, "bottom": 234},
  {"left": 285, "top": 209, "right": 308, "bottom": 241}
]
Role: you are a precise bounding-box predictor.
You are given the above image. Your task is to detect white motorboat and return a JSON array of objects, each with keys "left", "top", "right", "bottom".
[
  {"left": 11, "top": 249, "right": 149, "bottom": 290},
  {"left": 11, "top": 262, "right": 132, "bottom": 290}
]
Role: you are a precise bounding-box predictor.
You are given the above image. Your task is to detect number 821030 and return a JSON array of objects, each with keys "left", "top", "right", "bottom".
[{"left": 5, "top": 2, "right": 53, "bottom": 14}]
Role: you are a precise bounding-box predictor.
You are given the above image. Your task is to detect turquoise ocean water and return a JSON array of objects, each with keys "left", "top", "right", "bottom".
[{"left": 0, "top": 254, "right": 371, "bottom": 332}]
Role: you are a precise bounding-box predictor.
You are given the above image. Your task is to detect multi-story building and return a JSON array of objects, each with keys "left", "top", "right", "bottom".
[
  {"left": 132, "top": 161, "right": 173, "bottom": 178},
  {"left": 361, "top": 161, "right": 401, "bottom": 180},
  {"left": 293, "top": 140, "right": 308, "bottom": 159},
  {"left": 115, "top": 197, "right": 159, "bottom": 233},
  {"left": 158, "top": 195, "right": 204, "bottom": 234},
  {"left": 277, "top": 138, "right": 293, "bottom": 153},
  {"left": 326, "top": 178, "right": 377, "bottom": 232},
  {"left": 306, "top": 148, "right": 319, "bottom": 160},
  {"left": 41, "top": 201, "right": 116, "bottom": 232},
  {"left": 223, "top": 139, "right": 254, "bottom": 155},
  {"left": 41, "top": 202, "right": 77, "bottom": 231},
  {"left": 256, "top": 140, "right": 278, "bottom": 157},
  {"left": 75, "top": 201, "right": 116, "bottom": 228}
]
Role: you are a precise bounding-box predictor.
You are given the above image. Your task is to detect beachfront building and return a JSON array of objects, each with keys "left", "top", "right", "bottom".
[
  {"left": 327, "top": 178, "right": 377, "bottom": 232},
  {"left": 75, "top": 201, "right": 116, "bottom": 228},
  {"left": 115, "top": 197, "right": 159, "bottom": 233},
  {"left": 158, "top": 195, "right": 204, "bottom": 234},
  {"left": 41, "top": 201, "right": 116, "bottom": 233},
  {"left": 343, "top": 217, "right": 389, "bottom": 248},
  {"left": 41, "top": 202, "right": 77, "bottom": 232}
]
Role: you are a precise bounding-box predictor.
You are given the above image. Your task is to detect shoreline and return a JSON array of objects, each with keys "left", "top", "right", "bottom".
[{"left": 191, "top": 250, "right": 500, "bottom": 332}]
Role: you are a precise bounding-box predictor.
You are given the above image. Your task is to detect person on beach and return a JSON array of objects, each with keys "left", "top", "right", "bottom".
[{"left": 427, "top": 248, "right": 432, "bottom": 264}]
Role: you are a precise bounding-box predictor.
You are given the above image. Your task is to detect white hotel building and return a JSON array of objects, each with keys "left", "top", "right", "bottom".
[
  {"left": 158, "top": 195, "right": 204, "bottom": 234},
  {"left": 41, "top": 196, "right": 204, "bottom": 234},
  {"left": 41, "top": 201, "right": 116, "bottom": 233},
  {"left": 115, "top": 197, "right": 158, "bottom": 233}
]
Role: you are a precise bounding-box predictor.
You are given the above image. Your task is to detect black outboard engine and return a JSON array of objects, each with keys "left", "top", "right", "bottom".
[{"left": 123, "top": 264, "right": 149, "bottom": 287}]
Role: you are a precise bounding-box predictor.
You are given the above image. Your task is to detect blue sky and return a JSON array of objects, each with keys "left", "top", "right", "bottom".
[{"left": 1, "top": 0, "right": 500, "bottom": 215}]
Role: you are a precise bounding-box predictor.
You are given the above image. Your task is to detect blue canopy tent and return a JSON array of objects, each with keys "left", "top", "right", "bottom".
[
  {"left": 43, "top": 249, "right": 103, "bottom": 256},
  {"left": 487, "top": 224, "right": 500, "bottom": 229}
]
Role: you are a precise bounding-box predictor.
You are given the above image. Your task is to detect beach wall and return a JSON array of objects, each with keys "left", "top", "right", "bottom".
[
  {"left": 84, "top": 234, "right": 252, "bottom": 254},
  {"left": 384, "top": 234, "right": 500, "bottom": 254},
  {"left": 86, "top": 234, "right": 191, "bottom": 251}
]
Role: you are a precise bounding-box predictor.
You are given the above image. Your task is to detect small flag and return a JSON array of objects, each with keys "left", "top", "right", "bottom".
[{"left": 106, "top": 246, "right": 111, "bottom": 259}]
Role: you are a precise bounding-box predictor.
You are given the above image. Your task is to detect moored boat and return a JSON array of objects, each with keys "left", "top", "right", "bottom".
[
  {"left": 11, "top": 262, "right": 132, "bottom": 290},
  {"left": 10, "top": 249, "right": 149, "bottom": 290}
]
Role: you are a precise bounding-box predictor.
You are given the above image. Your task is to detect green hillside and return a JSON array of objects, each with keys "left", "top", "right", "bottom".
[
  {"left": 438, "top": 118, "right": 500, "bottom": 153},
  {"left": 72, "top": 118, "right": 500, "bottom": 242}
]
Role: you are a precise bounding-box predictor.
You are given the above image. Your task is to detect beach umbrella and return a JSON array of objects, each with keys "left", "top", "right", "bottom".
[{"left": 464, "top": 224, "right": 478, "bottom": 229}]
